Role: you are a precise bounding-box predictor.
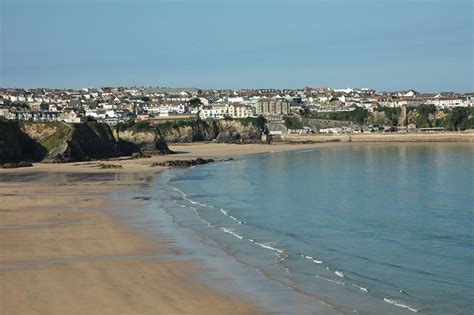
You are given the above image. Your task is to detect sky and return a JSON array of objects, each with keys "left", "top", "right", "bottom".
[{"left": 1, "top": 0, "right": 473, "bottom": 92}]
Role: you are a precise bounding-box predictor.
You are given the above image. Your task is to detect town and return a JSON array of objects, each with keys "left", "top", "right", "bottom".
[{"left": 1, "top": 87, "right": 472, "bottom": 135}]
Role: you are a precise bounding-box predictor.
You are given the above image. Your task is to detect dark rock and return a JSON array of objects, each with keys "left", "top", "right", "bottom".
[
  {"left": 132, "top": 196, "right": 152, "bottom": 201},
  {"left": 98, "top": 163, "right": 123, "bottom": 169},
  {"left": 151, "top": 158, "right": 215, "bottom": 168},
  {"left": 2, "top": 160, "right": 33, "bottom": 169}
]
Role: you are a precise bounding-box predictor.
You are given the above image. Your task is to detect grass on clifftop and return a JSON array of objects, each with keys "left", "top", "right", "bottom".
[{"left": 39, "top": 123, "right": 72, "bottom": 151}]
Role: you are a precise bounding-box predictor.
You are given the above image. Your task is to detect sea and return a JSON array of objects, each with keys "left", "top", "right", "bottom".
[{"left": 119, "top": 143, "right": 473, "bottom": 314}]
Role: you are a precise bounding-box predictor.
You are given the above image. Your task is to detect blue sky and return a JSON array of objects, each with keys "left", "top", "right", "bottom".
[{"left": 1, "top": 0, "right": 473, "bottom": 91}]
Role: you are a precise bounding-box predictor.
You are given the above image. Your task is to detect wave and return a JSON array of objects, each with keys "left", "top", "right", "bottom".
[
  {"left": 383, "top": 298, "right": 420, "bottom": 313},
  {"left": 219, "top": 227, "right": 244, "bottom": 240},
  {"left": 315, "top": 274, "right": 345, "bottom": 286},
  {"left": 220, "top": 208, "right": 245, "bottom": 224},
  {"left": 174, "top": 186, "right": 249, "bottom": 226},
  {"left": 300, "top": 254, "right": 323, "bottom": 264},
  {"left": 276, "top": 251, "right": 288, "bottom": 262},
  {"left": 173, "top": 187, "right": 215, "bottom": 209},
  {"left": 335, "top": 271, "right": 345, "bottom": 278},
  {"left": 254, "top": 241, "right": 285, "bottom": 254},
  {"left": 190, "top": 206, "right": 213, "bottom": 228},
  {"left": 352, "top": 284, "right": 369, "bottom": 292}
]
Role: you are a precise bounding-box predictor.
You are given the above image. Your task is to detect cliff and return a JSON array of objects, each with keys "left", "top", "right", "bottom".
[
  {"left": 0, "top": 118, "right": 260, "bottom": 164},
  {"left": 0, "top": 119, "right": 46, "bottom": 163},
  {"left": 113, "top": 125, "right": 172, "bottom": 155},
  {"left": 0, "top": 120, "right": 172, "bottom": 164},
  {"left": 19, "top": 122, "right": 119, "bottom": 162},
  {"left": 155, "top": 119, "right": 262, "bottom": 143}
]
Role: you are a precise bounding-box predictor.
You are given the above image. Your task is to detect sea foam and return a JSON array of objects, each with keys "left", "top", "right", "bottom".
[
  {"left": 383, "top": 298, "right": 420, "bottom": 313},
  {"left": 219, "top": 227, "right": 244, "bottom": 240}
]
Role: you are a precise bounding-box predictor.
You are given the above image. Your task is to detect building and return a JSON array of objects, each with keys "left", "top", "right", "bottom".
[
  {"left": 60, "top": 109, "right": 83, "bottom": 123},
  {"left": 228, "top": 104, "right": 254, "bottom": 118},
  {"left": 256, "top": 98, "right": 290, "bottom": 115},
  {"left": 199, "top": 104, "right": 229, "bottom": 120},
  {"left": 0, "top": 107, "right": 9, "bottom": 118}
]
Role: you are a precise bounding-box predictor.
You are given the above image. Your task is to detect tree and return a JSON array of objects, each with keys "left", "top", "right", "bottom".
[
  {"left": 446, "top": 107, "right": 471, "bottom": 131},
  {"left": 189, "top": 98, "right": 203, "bottom": 107},
  {"left": 256, "top": 115, "right": 267, "bottom": 132},
  {"left": 284, "top": 116, "right": 303, "bottom": 129}
]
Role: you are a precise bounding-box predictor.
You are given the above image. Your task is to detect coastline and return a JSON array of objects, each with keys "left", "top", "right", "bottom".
[
  {"left": 0, "top": 172, "right": 265, "bottom": 315},
  {"left": 1, "top": 138, "right": 473, "bottom": 314},
  {"left": 281, "top": 131, "right": 474, "bottom": 143}
]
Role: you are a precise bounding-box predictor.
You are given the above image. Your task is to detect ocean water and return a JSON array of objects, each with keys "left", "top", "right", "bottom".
[{"left": 146, "top": 143, "right": 473, "bottom": 314}]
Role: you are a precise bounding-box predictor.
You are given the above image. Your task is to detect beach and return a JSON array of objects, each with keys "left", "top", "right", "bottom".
[
  {"left": 0, "top": 141, "right": 346, "bottom": 315},
  {"left": 0, "top": 173, "right": 267, "bottom": 314},
  {"left": 1, "top": 138, "right": 473, "bottom": 314}
]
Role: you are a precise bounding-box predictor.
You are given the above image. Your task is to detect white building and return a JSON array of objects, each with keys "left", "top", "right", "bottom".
[
  {"left": 228, "top": 104, "right": 254, "bottom": 118},
  {"left": 427, "top": 96, "right": 466, "bottom": 108},
  {"left": 199, "top": 104, "right": 229, "bottom": 120}
]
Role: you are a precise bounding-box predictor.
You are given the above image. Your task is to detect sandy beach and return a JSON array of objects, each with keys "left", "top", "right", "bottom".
[
  {"left": 0, "top": 174, "right": 268, "bottom": 314},
  {"left": 1, "top": 137, "right": 473, "bottom": 314},
  {"left": 0, "top": 142, "right": 346, "bottom": 315}
]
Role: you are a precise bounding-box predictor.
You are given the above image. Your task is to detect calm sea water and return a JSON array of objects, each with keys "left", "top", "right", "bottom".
[{"left": 149, "top": 143, "right": 473, "bottom": 314}]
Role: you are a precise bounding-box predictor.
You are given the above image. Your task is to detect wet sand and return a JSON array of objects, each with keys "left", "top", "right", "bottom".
[
  {"left": 0, "top": 142, "right": 347, "bottom": 174},
  {"left": 0, "top": 173, "right": 263, "bottom": 314}
]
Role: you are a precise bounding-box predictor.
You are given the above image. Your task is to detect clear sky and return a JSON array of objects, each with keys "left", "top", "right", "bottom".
[{"left": 1, "top": 0, "right": 473, "bottom": 92}]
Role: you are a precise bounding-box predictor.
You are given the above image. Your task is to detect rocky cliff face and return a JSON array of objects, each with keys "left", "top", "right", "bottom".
[
  {"left": 158, "top": 120, "right": 219, "bottom": 143},
  {"left": 20, "top": 121, "right": 123, "bottom": 162},
  {"left": 157, "top": 119, "right": 261, "bottom": 143},
  {"left": 114, "top": 128, "right": 172, "bottom": 155},
  {"left": 0, "top": 118, "right": 260, "bottom": 164},
  {"left": 0, "top": 120, "right": 46, "bottom": 163},
  {"left": 0, "top": 120, "right": 172, "bottom": 164}
]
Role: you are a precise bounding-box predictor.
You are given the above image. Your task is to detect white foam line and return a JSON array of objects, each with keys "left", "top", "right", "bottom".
[
  {"left": 276, "top": 252, "right": 288, "bottom": 262},
  {"left": 383, "top": 298, "right": 420, "bottom": 313},
  {"left": 335, "top": 271, "right": 345, "bottom": 278},
  {"left": 315, "top": 274, "right": 345, "bottom": 286},
  {"left": 352, "top": 284, "right": 369, "bottom": 292},
  {"left": 219, "top": 227, "right": 244, "bottom": 240},
  {"left": 189, "top": 206, "right": 213, "bottom": 227},
  {"left": 254, "top": 242, "right": 284, "bottom": 254},
  {"left": 219, "top": 208, "right": 246, "bottom": 224},
  {"left": 301, "top": 254, "right": 323, "bottom": 264},
  {"left": 229, "top": 215, "right": 243, "bottom": 224},
  {"left": 173, "top": 187, "right": 213, "bottom": 209}
]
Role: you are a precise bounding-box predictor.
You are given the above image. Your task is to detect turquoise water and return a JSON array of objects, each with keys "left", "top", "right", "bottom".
[{"left": 152, "top": 143, "right": 473, "bottom": 314}]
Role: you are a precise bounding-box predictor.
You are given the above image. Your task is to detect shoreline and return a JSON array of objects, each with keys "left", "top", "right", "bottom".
[
  {"left": 0, "top": 171, "right": 265, "bottom": 314},
  {"left": 1, "top": 140, "right": 473, "bottom": 314}
]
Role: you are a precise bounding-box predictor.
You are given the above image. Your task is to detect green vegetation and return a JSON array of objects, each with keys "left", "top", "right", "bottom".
[
  {"left": 155, "top": 119, "right": 201, "bottom": 133},
  {"left": 407, "top": 104, "right": 438, "bottom": 128},
  {"left": 38, "top": 123, "right": 71, "bottom": 151},
  {"left": 373, "top": 106, "right": 401, "bottom": 126},
  {"left": 369, "top": 105, "right": 473, "bottom": 130},
  {"left": 232, "top": 116, "right": 267, "bottom": 132},
  {"left": 283, "top": 116, "right": 303, "bottom": 129},
  {"left": 117, "top": 120, "right": 155, "bottom": 133},
  {"left": 303, "top": 107, "right": 369, "bottom": 125},
  {"left": 189, "top": 98, "right": 203, "bottom": 107},
  {"left": 445, "top": 107, "right": 474, "bottom": 131}
]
